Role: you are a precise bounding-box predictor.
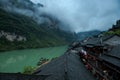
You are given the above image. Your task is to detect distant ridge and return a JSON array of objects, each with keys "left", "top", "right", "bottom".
[{"left": 77, "top": 30, "right": 101, "bottom": 40}]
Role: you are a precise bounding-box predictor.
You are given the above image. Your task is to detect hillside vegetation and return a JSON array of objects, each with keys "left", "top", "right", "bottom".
[
  {"left": 0, "top": 8, "right": 76, "bottom": 51},
  {"left": 106, "top": 20, "right": 120, "bottom": 35}
]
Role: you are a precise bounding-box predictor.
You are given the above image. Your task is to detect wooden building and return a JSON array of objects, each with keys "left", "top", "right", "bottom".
[
  {"left": 79, "top": 34, "right": 120, "bottom": 80},
  {"left": 99, "top": 45, "right": 120, "bottom": 80},
  {"left": 102, "top": 34, "right": 120, "bottom": 46}
]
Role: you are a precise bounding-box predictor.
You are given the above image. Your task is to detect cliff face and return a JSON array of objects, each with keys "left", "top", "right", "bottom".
[{"left": 0, "top": 31, "right": 26, "bottom": 42}]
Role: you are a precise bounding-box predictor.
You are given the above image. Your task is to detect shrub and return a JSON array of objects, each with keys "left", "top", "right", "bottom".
[
  {"left": 37, "top": 57, "right": 49, "bottom": 66},
  {"left": 22, "top": 66, "right": 35, "bottom": 74}
]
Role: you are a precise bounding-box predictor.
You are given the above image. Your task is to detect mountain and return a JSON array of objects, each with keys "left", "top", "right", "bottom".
[
  {"left": 106, "top": 20, "right": 120, "bottom": 35},
  {"left": 76, "top": 20, "right": 120, "bottom": 42},
  {"left": 77, "top": 30, "right": 101, "bottom": 41},
  {"left": 0, "top": 0, "right": 77, "bottom": 51}
]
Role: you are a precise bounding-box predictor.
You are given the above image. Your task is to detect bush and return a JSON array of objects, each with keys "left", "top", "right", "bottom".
[
  {"left": 22, "top": 66, "right": 35, "bottom": 74},
  {"left": 37, "top": 57, "right": 49, "bottom": 66}
]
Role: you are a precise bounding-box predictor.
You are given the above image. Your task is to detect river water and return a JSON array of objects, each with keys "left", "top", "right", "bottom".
[{"left": 0, "top": 46, "right": 67, "bottom": 73}]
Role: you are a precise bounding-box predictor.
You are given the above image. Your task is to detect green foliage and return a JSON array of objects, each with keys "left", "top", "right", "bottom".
[
  {"left": 37, "top": 57, "right": 58, "bottom": 66},
  {"left": 0, "top": 8, "right": 77, "bottom": 51},
  {"left": 22, "top": 66, "right": 35, "bottom": 74},
  {"left": 105, "top": 19, "right": 120, "bottom": 35},
  {"left": 37, "top": 57, "right": 49, "bottom": 66},
  {"left": 106, "top": 30, "right": 120, "bottom": 35},
  {"left": 115, "top": 30, "right": 120, "bottom": 35},
  {"left": 51, "top": 57, "right": 58, "bottom": 61},
  {"left": 105, "top": 31, "right": 115, "bottom": 34}
]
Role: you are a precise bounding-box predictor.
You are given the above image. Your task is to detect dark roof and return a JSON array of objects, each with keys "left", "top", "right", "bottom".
[
  {"left": 99, "top": 54, "right": 120, "bottom": 68},
  {"left": 33, "top": 51, "right": 96, "bottom": 80},
  {"left": 87, "top": 34, "right": 117, "bottom": 44},
  {"left": 99, "top": 45, "right": 120, "bottom": 67},
  {"left": 82, "top": 37, "right": 101, "bottom": 46},
  {"left": 107, "top": 45, "right": 120, "bottom": 59},
  {"left": 102, "top": 34, "right": 115, "bottom": 41},
  {"left": 86, "top": 37, "right": 100, "bottom": 45},
  {"left": 82, "top": 34, "right": 120, "bottom": 46}
]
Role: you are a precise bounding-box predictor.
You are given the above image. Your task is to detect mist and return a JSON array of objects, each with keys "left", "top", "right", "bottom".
[
  {"left": 0, "top": 0, "right": 45, "bottom": 24},
  {"left": 31, "top": 0, "right": 120, "bottom": 32},
  {"left": 0, "top": 0, "right": 120, "bottom": 33}
]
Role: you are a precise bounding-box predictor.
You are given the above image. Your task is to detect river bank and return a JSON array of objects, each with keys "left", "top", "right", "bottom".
[{"left": 0, "top": 46, "right": 67, "bottom": 73}]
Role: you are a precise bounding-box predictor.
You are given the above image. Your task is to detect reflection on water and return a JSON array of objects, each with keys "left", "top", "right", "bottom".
[
  {"left": 6, "top": 55, "right": 26, "bottom": 64},
  {"left": 0, "top": 46, "right": 67, "bottom": 73}
]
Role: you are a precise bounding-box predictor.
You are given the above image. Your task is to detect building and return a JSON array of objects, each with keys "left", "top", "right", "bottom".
[
  {"left": 99, "top": 45, "right": 120, "bottom": 80},
  {"left": 82, "top": 34, "right": 120, "bottom": 46},
  {"left": 79, "top": 34, "right": 120, "bottom": 80},
  {"left": 33, "top": 51, "right": 96, "bottom": 80},
  {"left": 103, "top": 34, "right": 120, "bottom": 46}
]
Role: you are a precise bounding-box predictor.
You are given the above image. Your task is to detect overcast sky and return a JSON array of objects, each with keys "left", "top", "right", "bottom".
[{"left": 31, "top": 0, "right": 120, "bottom": 32}]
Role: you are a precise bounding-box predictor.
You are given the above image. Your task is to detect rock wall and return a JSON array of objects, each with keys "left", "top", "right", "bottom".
[{"left": 0, "top": 30, "right": 26, "bottom": 42}]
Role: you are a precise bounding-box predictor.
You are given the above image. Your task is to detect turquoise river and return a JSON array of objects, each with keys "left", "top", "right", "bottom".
[{"left": 0, "top": 46, "right": 67, "bottom": 73}]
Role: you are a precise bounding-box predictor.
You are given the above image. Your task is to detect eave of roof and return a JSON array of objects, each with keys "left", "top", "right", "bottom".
[
  {"left": 104, "top": 45, "right": 120, "bottom": 59},
  {"left": 99, "top": 54, "right": 120, "bottom": 68},
  {"left": 33, "top": 52, "right": 96, "bottom": 80}
]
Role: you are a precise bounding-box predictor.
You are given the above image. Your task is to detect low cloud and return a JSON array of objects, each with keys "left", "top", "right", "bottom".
[
  {"left": 1, "top": 0, "right": 120, "bottom": 32},
  {"left": 31, "top": 0, "right": 120, "bottom": 32},
  {"left": 0, "top": 0, "right": 45, "bottom": 24}
]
